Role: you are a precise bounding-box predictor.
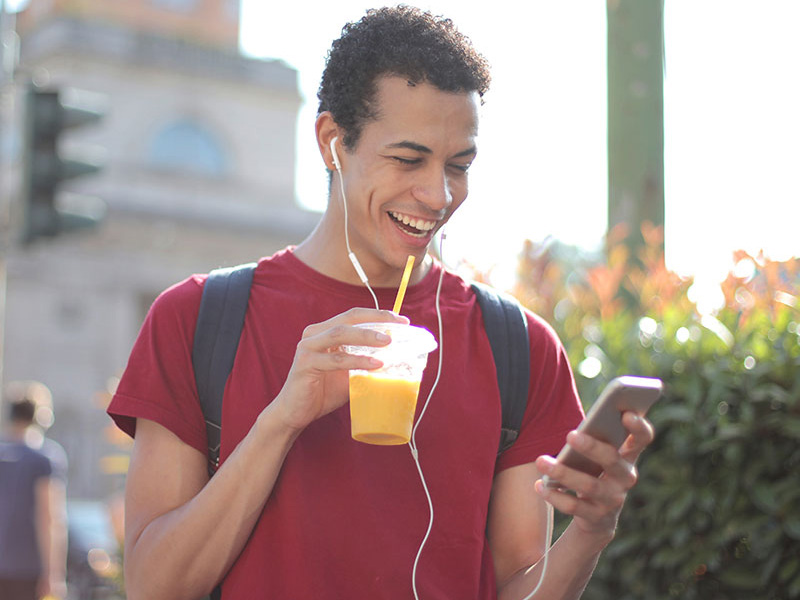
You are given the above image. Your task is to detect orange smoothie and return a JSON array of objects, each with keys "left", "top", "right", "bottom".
[{"left": 349, "top": 372, "right": 421, "bottom": 445}]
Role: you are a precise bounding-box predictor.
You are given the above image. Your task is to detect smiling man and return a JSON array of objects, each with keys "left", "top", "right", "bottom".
[{"left": 108, "top": 6, "right": 654, "bottom": 600}]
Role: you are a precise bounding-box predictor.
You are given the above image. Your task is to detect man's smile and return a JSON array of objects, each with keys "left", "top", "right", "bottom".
[{"left": 388, "top": 210, "right": 438, "bottom": 237}]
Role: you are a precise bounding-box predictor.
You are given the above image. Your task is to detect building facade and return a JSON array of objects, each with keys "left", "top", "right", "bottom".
[{"left": 3, "top": 0, "right": 319, "bottom": 498}]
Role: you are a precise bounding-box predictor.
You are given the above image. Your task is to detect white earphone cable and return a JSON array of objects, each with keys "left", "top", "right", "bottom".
[
  {"left": 334, "top": 138, "right": 380, "bottom": 310},
  {"left": 409, "top": 232, "right": 446, "bottom": 600},
  {"left": 520, "top": 501, "right": 554, "bottom": 599}
]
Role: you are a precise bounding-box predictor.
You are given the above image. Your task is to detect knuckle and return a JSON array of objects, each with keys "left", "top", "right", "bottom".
[
  {"left": 329, "top": 324, "right": 348, "bottom": 340},
  {"left": 293, "top": 348, "right": 312, "bottom": 369},
  {"left": 550, "top": 462, "right": 567, "bottom": 483},
  {"left": 627, "top": 465, "right": 639, "bottom": 487},
  {"left": 295, "top": 338, "right": 311, "bottom": 355},
  {"left": 346, "top": 307, "right": 369, "bottom": 319},
  {"left": 581, "top": 434, "right": 597, "bottom": 451},
  {"left": 563, "top": 494, "right": 579, "bottom": 515},
  {"left": 330, "top": 351, "right": 347, "bottom": 364},
  {"left": 583, "top": 477, "right": 603, "bottom": 497}
]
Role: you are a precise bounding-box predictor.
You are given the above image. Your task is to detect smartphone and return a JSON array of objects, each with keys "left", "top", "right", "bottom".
[{"left": 542, "top": 375, "right": 663, "bottom": 489}]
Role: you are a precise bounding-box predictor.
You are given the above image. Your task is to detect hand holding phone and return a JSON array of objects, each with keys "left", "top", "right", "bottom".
[{"left": 542, "top": 376, "right": 663, "bottom": 489}]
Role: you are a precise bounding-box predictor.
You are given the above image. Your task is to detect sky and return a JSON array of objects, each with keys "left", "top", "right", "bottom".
[{"left": 239, "top": 0, "right": 800, "bottom": 291}]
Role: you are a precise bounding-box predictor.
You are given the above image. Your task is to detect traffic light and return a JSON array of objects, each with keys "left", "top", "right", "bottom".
[{"left": 20, "top": 83, "right": 107, "bottom": 244}]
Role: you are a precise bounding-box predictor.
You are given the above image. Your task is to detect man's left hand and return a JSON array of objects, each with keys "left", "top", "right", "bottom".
[{"left": 534, "top": 411, "right": 655, "bottom": 542}]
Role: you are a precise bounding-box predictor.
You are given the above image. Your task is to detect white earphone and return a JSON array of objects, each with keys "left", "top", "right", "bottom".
[{"left": 330, "top": 136, "right": 342, "bottom": 172}]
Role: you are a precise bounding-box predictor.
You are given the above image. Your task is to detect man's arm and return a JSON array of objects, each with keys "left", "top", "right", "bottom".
[
  {"left": 123, "top": 308, "right": 407, "bottom": 600},
  {"left": 124, "top": 404, "right": 298, "bottom": 600},
  {"left": 49, "top": 477, "right": 68, "bottom": 599},
  {"left": 34, "top": 476, "right": 67, "bottom": 600},
  {"left": 489, "top": 412, "right": 654, "bottom": 600}
]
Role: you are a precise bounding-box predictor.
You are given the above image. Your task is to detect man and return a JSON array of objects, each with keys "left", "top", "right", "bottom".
[
  {"left": 108, "top": 6, "right": 654, "bottom": 599},
  {"left": 0, "top": 381, "right": 68, "bottom": 600}
]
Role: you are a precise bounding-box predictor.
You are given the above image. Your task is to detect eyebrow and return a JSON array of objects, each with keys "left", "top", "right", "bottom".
[{"left": 386, "top": 140, "right": 477, "bottom": 158}]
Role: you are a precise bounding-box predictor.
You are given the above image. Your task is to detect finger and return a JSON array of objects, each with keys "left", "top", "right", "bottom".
[
  {"left": 338, "top": 307, "right": 411, "bottom": 324},
  {"left": 299, "top": 322, "right": 391, "bottom": 355},
  {"left": 597, "top": 458, "right": 638, "bottom": 491},
  {"left": 564, "top": 430, "right": 639, "bottom": 490},
  {"left": 534, "top": 474, "right": 624, "bottom": 525},
  {"left": 536, "top": 453, "right": 623, "bottom": 501},
  {"left": 303, "top": 308, "right": 409, "bottom": 338},
  {"left": 565, "top": 430, "right": 620, "bottom": 473},
  {"left": 618, "top": 412, "right": 655, "bottom": 464},
  {"left": 534, "top": 476, "right": 582, "bottom": 516},
  {"left": 293, "top": 338, "right": 384, "bottom": 373},
  {"left": 537, "top": 433, "right": 632, "bottom": 487},
  {"left": 317, "top": 351, "right": 385, "bottom": 373}
]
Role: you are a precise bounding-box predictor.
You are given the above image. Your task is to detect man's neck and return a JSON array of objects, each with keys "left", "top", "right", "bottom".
[
  {"left": 293, "top": 212, "right": 432, "bottom": 288},
  {"left": 3, "top": 422, "right": 30, "bottom": 442}
]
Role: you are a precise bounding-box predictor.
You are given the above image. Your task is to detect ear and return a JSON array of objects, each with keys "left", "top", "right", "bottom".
[{"left": 316, "top": 111, "right": 342, "bottom": 172}]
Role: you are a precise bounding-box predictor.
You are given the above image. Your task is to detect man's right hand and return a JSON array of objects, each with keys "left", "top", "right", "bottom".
[
  {"left": 271, "top": 308, "right": 409, "bottom": 433},
  {"left": 124, "top": 307, "right": 408, "bottom": 600}
]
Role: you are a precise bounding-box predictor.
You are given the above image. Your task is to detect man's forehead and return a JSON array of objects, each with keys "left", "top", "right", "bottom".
[{"left": 371, "top": 76, "right": 480, "bottom": 129}]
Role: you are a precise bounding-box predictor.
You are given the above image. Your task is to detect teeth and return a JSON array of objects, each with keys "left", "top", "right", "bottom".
[{"left": 390, "top": 211, "right": 436, "bottom": 232}]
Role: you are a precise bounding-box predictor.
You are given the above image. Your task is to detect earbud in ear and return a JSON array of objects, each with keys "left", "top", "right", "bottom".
[{"left": 330, "top": 136, "right": 342, "bottom": 173}]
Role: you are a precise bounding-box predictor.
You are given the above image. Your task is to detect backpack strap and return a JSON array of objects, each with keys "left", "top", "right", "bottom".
[
  {"left": 192, "top": 262, "right": 256, "bottom": 478},
  {"left": 470, "top": 282, "right": 531, "bottom": 454}
]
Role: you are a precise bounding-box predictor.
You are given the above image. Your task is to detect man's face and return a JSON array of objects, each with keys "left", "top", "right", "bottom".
[{"left": 336, "top": 75, "right": 480, "bottom": 281}]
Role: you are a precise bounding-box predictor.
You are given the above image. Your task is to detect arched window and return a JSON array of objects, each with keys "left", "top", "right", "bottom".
[{"left": 148, "top": 120, "right": 228, "bottom": 177}]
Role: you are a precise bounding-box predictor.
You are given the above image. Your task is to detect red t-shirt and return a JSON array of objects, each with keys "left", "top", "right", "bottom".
[{"left": 109, "top": 248, "right": 583, "bottom": 599}]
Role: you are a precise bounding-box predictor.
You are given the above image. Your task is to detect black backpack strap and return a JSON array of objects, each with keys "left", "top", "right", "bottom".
[
  {"left": 471, "top": 282, "right": 531, "bottom": 454},
  {"left": 192, "top": 262, "right": 256, "bottom": 478}
]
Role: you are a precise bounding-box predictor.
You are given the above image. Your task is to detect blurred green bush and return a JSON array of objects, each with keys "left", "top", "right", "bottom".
[{"left": 512, "top": 225, "right": 800, "bottom": 599}]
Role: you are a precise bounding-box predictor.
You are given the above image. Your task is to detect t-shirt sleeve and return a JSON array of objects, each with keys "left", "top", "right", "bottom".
[
  {"left": 42, "top": 438, "right": 68, "bottom": 483},
  {"left": 107, "top": 275, "right": 208, "bottom": 455},
  {"left": 495, "top": 311, "right": 584, "bottom": 473},
  {"left": 35, "top": 451, "right": 53, "bottom": 480}
]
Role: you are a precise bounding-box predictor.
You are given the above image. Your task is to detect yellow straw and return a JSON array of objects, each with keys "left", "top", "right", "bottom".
[{"left": 392, "top": 255, "right": 415, "bottom": 314}]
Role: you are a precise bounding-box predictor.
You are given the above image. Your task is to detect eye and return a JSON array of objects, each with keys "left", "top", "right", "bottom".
[
  {"left": 448, "top": 163, "right": 472, "bottom": 173},
  {"left": 392, "top": 156, "right": 421, "bottom": 166}
]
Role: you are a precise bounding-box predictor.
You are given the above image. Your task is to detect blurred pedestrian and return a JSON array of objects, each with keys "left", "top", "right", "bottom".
[{"left": 0, "top": 381, "right": 68, "bottom": 600}]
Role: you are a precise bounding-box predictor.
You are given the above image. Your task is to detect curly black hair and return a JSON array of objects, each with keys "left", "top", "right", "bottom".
[{"left": 318, "top": 5, "right": 491, "bottom": 149}]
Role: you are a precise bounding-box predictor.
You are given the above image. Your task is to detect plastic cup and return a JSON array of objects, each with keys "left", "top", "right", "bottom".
[{"left": 344, "top": 323, "right": 438, "bottom": 445}]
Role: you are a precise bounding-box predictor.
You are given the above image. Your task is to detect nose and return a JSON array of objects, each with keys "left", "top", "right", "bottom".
[{"left": 411, "top": 166, "right": 453, "bottom": 212}]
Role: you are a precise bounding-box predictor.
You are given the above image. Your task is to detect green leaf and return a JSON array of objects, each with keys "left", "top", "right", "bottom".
[
  {"left": 761, "top": 549, "right": 784, "bottom": 585},
  {"left": 784, "top": 514, "right": 800, "bottom": 541},
  {"left": 717, "top": 568, "right": 763, "bottom": 590},
  {"left": 780, "top": 557, "right": 800, "bottom": 584},
  {"left": 666, "top": 489, "right": 695, "bottom": 523},
  {"left": 717, "top": 423, "right": 748, "bottom": 441},
  {"left": 654, "top": 404, "right": 695, "bottom": 424},
  {"left": 780, "top": 418, "right": 800, "bottom": 440},
  {"left": 651, "top": 544, "right": 689, "bottom": 569},
  {"left": 750, "top": 485, "right": 780, "bottom": 514}
]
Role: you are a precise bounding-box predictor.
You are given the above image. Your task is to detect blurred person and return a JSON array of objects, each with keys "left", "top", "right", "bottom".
[
  {"left": 0, "top": 381, "right": 68, "bottom": 600},
  {"left": 108, "top": 6, "right": 655, "bottom": 600}
]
